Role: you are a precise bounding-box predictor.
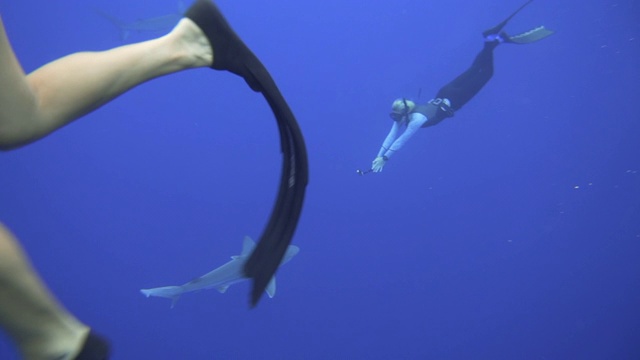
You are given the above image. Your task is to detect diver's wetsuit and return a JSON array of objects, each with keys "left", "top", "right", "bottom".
[
  {"left": 424, "top": 0, "right": 555, "bottom": 123},
  {"left": 436, "top": 41, "right": 499, "bottom": 113},
  {"left": 413, "top": 40, "right": 499, "bottom": 129},
  {"left": 419, "top": 0, "right": 554, "bottom": 127}
]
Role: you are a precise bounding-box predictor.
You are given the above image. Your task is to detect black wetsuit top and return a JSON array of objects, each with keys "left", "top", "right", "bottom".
[{"left": 414, "top": 99, "right": 454, "bottom": 128}]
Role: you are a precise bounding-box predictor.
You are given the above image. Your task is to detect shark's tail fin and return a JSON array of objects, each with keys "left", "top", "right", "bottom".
[{"left": 140, "top": 286, "right": 183, "bottom": 308}]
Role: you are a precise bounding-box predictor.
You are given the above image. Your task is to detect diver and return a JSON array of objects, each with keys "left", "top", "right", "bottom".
[{"left": 366, "top": 0, "right": 554, "bottom": 173}]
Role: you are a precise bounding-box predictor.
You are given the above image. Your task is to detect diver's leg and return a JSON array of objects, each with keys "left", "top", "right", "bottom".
[
  {"left": 435, "top": 0, "right": 556, "bottom": 109},
  {"left": 0, "top": 222, "right": 109, "bottom": 360},
  {"left": 0, "top": 16, "right": 211, "bottom": 150},
  {"left": 435, "top": 41, "right": 498, "bottom": 110}
]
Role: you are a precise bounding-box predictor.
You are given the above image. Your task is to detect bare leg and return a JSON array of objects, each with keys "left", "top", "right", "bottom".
[
  {"left": 0, "top": 16, "right": 212, "bottom": 150},
  {"left": 0, "top": 223, "right": 91, "bottom": 360},
  {"left": 0, "top": 14, "right": 213, "bottom": 359}
]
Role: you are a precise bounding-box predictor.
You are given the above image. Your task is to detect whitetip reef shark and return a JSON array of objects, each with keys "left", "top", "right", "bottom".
[{"left": 140, "top": 236, "right": 299, "bottom": 308}]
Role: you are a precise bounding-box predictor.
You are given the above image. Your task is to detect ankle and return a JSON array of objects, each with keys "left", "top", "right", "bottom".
[
  {"left": 169, "top": 18, "right": 213, "bottom": 68},
  {"left": 484, "top": 33, "right": 504, "bottom": 43},
  {"left": 19, "top": 322, "right": 89, "bottom": 360}
]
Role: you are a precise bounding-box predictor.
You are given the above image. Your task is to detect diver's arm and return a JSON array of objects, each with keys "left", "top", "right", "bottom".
[
  {"left": 381, "top": 113, "right": 427, "bottom": 159},
  {"left": 0, "top": 17, "right": 211, "bottom": 151},
  {"left": 377, "top": 121, "right": 402, "bottom": 157}
]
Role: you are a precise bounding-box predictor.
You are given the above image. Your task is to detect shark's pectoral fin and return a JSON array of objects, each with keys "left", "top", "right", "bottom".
[
  {"left": 170, "top": 296, "right": 181, "bottom": 309},
  {"left": 216, "top": 285, "right": 230, "bottom": 294},
  {"left": 266, "top": 277, "right": 276, "bottom": 298}
]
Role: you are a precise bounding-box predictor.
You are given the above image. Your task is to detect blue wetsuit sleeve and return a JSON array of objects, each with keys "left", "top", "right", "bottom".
[
  {"left": 380, "top": 113, "right": 428, "bottom": 159},
  {"left": 377, "top": 121, "right": 402, "bottom": 158}
]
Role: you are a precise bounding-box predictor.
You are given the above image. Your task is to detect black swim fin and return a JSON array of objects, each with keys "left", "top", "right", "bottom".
[
  {"left": 74, "top": 331, "right": 110, "bottom": 360},
  {"left": 482, "top": 0, "right": 534, "bottom": 38},
  {"left": 185, "top": 0, "right": 309, "bottom": 307},
  {"left": 502, "top": 26, "right": 555, "bottom": 44}
]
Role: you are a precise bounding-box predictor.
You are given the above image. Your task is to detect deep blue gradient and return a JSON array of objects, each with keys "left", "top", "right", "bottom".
[{"left": 1, "top": 0, "right": 639, "bottom": 359}]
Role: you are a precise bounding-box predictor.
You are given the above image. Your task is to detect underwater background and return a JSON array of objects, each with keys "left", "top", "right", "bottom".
[{"left": 1, "top": 0, "right": 639, "bottom": 358}]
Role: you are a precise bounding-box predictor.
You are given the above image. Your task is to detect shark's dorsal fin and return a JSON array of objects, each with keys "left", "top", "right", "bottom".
[{"left": 240, "top": 236, "right": 256, "bottom": 257}]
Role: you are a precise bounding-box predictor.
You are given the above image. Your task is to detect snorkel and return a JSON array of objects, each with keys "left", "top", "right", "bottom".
[{"left": 401, "top": 98, "right": 410, "bottom": 119}]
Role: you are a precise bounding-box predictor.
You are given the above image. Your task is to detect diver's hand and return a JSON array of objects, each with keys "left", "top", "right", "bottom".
[{"left": 371, "top": 156, "right": 387, "bottom": 173}]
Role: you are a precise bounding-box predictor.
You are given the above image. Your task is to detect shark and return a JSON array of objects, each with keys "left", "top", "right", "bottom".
[
  {"left": 140, "top": 236, "right": 299, "bottom": 308},
  {"left": 95, "top": 2, "right": 186, "bottom": 40}
]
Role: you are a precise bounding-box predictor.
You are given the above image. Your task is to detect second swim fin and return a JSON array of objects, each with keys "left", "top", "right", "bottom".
[
  {"left": 482, "top": 0, "right": 534, "bottom": 38},
  {"left": 503, "top": 26, "right": 555, "bottom": 44}
]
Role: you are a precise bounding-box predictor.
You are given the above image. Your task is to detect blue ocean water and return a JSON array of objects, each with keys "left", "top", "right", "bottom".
[{"left": 1, "top": 0, "right": 639, "bottom": 359}]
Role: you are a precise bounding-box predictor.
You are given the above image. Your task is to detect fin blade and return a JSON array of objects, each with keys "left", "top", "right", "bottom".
[{"left": 505, "top": 26, "right": 555, "bottom": 44}]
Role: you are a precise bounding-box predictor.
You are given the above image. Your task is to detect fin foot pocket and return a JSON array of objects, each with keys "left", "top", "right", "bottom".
[
  {"left": 185, "top": 0, "right": 261, "bottom": 91},
  {"left": 74, "top": 331, "right": 110, "bottom": 360}
]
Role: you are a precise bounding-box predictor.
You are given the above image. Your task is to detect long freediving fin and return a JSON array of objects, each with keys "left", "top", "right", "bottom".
[
  {"left": 503, "top": 26, "right": 555, "bottom": 44},
  {"left": 482, "top": 0, "right": 534, "bottom": 38}
]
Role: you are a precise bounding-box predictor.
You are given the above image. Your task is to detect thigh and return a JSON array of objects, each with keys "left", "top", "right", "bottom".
[{"left": 0, "top": 16, "right": 38, "bottom": 144}]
